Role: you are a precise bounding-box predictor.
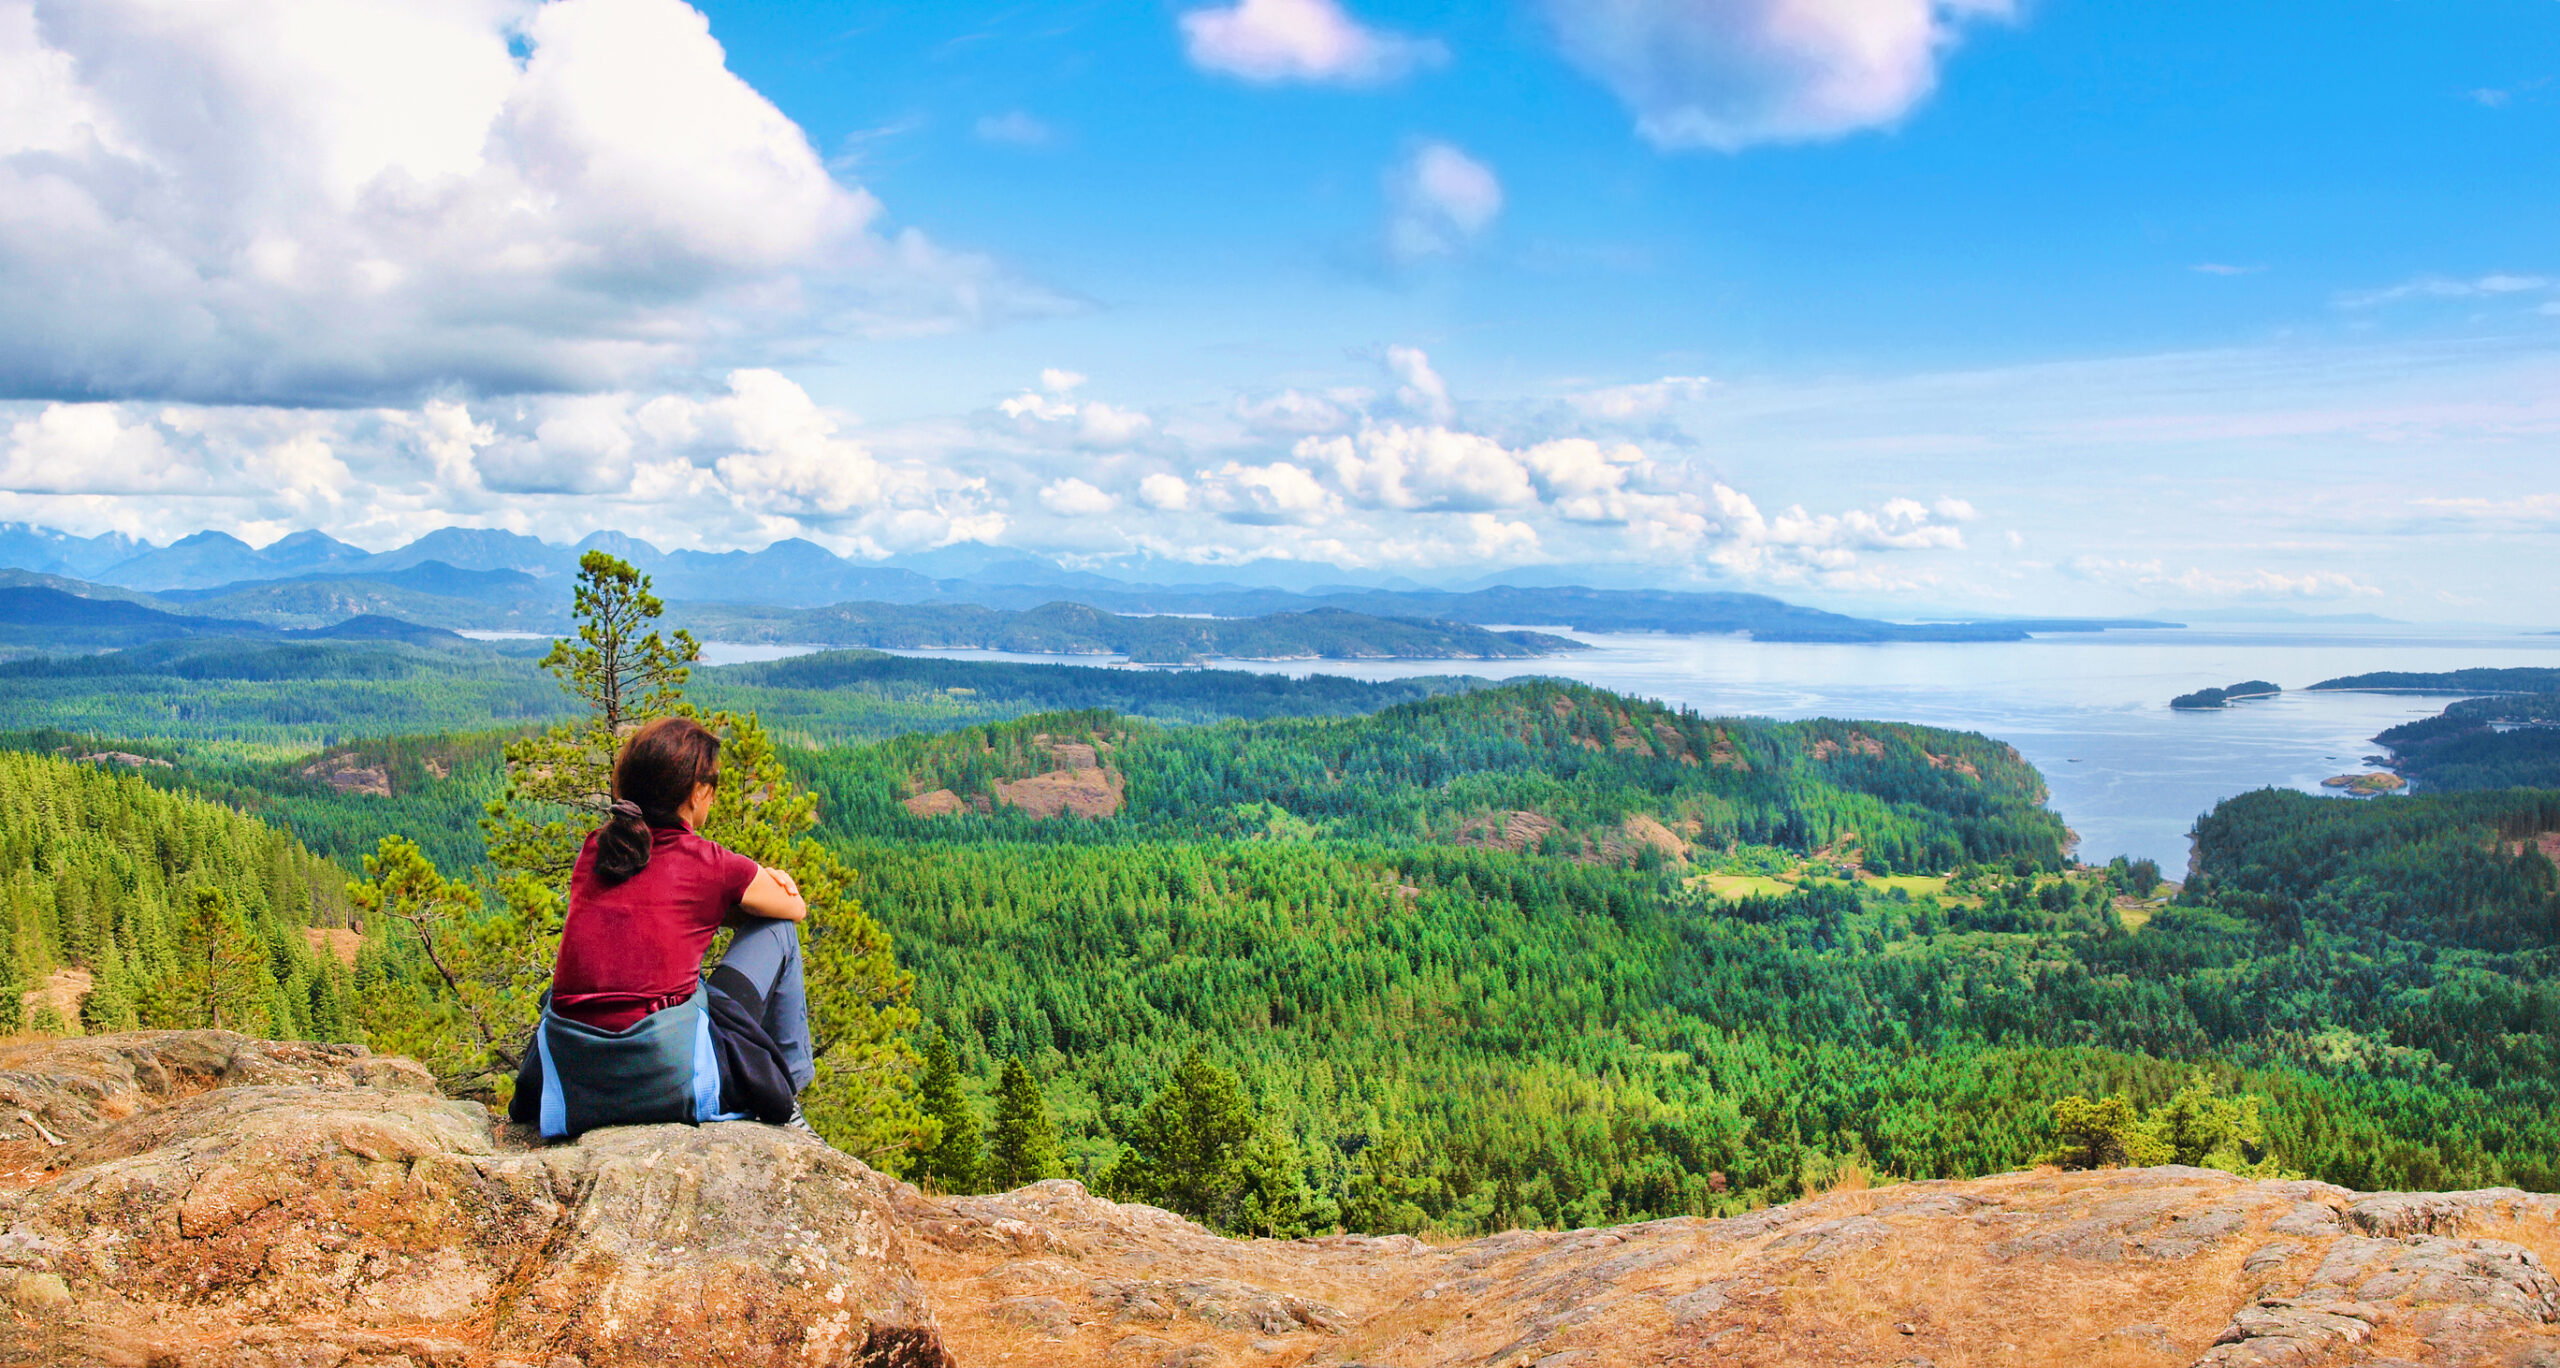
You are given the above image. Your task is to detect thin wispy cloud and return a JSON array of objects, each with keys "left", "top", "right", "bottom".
[
  {"left": 2070, "top": 557, "right": 2382, "bottom": 601},
  {"left": 2413, "top": 493, "right": 2560, "bottom": 526},
  {"left": 2340, "top": 274, "right": 2553, "bottom": 309},
  {"left": 2466, "top": 76, "right": 2550, "bottom": 108},
  {"left": 974, "top": 111, "right": 1057, "bottom": 147},
  {"left": 2189, "top": 263, "right": 2265, "bottom": 277},
  {"left": 1384, "top": 143, "right": 1503, "bottom": 263}
]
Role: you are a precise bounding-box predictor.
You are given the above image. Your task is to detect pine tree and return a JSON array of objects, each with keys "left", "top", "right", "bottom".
[
  {"left": 1340, "top": 1122, "right": 1435, "bottom": 1235},
  {"left": 1234, "top": 1121, "right": 1329, "bottom": 1239},
  {"left": 1101, "top": 1047, "right": 1258, "bottom": 1229},
  {"left": 171, "top": 889, "right": 271, "bottom": 1034},
  {"left": 912, "top": 1026, "right": 984, "bottom": 1194},
  {"left": 987, "top": 1058, "right": 1062, "bottom": 1190},
  {"left": 348, "top": 837, "right": 499, "bottom": 1086}
]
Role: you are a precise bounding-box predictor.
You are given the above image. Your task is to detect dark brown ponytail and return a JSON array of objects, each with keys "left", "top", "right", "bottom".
[{"left": 592, "top": 716, "right": 722, "bottom": 886}]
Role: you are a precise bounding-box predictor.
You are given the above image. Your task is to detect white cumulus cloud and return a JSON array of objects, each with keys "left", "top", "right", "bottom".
[
  {"left": 1139, "top": 473, "right": 1195, "bottom": 511},
  {"left": 1039, "top": 477, "right": 1117, "bottom": 517},
  {"left": 0, "top": 370, "right": 1000, "bottom": 555},
  {"left": 1542, "top": 0, "right": 2014, "bottom": 151},
  {"left": 1385, "top": 346, "right": 1456, "bottom": 423},
  {"left": 0, "top": 0, "right": 1029, "bottom": 405},
  {"left": 1299, "top": 426, "right": 1539, "bottom": 512},
  {"left": 1199, "top": 460, "right": 1342, "bottom": 525},
  {"left": 1179, "top": 0, "right": 1444, "bottom": 86},
  {"left": 1000, "top": 372, "right": 1156, "bottom": 449}
]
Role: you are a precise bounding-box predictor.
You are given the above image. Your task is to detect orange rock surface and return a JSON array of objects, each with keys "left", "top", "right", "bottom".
[{"left": 5, "top": 1034, "right": 2558, "bottom": 1368}]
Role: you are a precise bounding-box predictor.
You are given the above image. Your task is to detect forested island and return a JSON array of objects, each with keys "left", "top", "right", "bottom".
[
  {"left": 2168, "top": 679, "right": 2281, "bottom": 709},
  {"left": 2372, "top": 691, "right": 2560, "bottom": 793},
  {"left": 2309, "top": 666, "right": 2560, "bottom": 693},
  {"left": 5, "top": 557, "right": 2556, "bottom": 1243}
]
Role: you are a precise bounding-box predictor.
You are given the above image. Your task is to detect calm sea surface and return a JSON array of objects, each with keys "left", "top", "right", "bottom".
[{"left": 698, "top": 628, "right": 2560, "bottom": 869}]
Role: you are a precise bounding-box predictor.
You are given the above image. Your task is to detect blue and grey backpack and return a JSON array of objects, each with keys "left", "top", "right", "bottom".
[
  {"left": 508, "top": 972, "right": 800, "bottom": 1141},
  {"left": 529, "top": 991, "right": 746, "bottom": 1140}
]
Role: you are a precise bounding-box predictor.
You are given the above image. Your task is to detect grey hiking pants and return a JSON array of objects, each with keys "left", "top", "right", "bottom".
[{"left": 719, "top": 917, "right": 815, "bottom": 1092}]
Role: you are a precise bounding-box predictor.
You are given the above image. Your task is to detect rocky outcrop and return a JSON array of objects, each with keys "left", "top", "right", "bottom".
[
  {"left": 7, "top": 1034, "right": 2560, "bottom": 1368},
  {"left": 0, "top": 1033, "right": 948, "bottom": 1368}
]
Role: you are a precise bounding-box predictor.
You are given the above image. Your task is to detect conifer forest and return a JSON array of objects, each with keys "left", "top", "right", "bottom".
[{"left": 5, "top": 558, "right": 2558, "bottom": 1238}]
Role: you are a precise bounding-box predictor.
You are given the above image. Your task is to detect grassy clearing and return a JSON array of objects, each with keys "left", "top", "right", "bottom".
[{"left": 1700, "top": 872, "right": 1797, "bottom": 899}]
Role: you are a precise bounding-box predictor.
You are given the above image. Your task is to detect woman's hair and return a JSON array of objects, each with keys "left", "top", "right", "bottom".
[{"left": 592, "top": 716, "right": 722, "bottom": 886}]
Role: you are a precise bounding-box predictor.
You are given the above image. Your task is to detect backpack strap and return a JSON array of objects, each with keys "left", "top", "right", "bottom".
[{"left": 535, "top": 1007, "right": 570, "bottom": 1140}]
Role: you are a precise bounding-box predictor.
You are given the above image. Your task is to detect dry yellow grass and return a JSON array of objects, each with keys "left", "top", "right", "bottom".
[
  {"left": 1701, "top": 872, "right": 1795, "bottom": 899},
  {"left": 1746, "top": 1222, "right": 2253, "bottom": 1368}
]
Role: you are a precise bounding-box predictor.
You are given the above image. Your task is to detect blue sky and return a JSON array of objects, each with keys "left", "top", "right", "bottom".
[
  {"left": 0, "top": 0, "right": 2553, "bottom": 619},
  {"left": 726, "top": 0, "right": 2560, "bottom": 406}
]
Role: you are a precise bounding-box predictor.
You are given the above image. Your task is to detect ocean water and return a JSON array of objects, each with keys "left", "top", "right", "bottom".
[{"left": 700, "top": 628, "right": 2560, "bottom": 869}]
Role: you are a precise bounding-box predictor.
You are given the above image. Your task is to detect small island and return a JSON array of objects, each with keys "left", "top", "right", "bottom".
[
  {"left": 2169, "top": 679, "right": 2281, "bottom": 710},
  {"left": 2321, "top": 771, "right": 2407, "bottom": 796}
]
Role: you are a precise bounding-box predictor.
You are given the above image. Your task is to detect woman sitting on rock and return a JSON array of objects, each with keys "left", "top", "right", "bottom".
[{"left": 510, "top": 715, "right": 817, "bottom": 1140}]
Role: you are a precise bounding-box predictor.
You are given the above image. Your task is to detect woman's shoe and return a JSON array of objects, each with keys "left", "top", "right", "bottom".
[{"left": 784, "top": 1101, "right": 818, "bottom": 1135}]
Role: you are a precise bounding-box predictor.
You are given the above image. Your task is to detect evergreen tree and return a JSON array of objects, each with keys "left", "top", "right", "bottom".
[
  {"left": 1103, "top": 1047, "right": 1258, "bottom": 1229},
  {"left": 170, "top": 889, "right": 271, "bottom": 1034},
  {"left": 348, "top": 837, "right": 504, "bottom": 1087},
  {"left": 1340, "top": 1123, "right": 1435, "bottom": 1235},
  {"left": 2041, "top": 1095, "right": 2170, "bottom": 1170},
  {"left": 986, "top": 1058, "right": 1062, "bottom": 1189},
  {"left": 912, "top": 1026, "right": 984, "bottom": 1194},
  {"left": 1234, "top": 1121, "right": 1329, "bottom": 1239},
  {"left": 2149, "top": 1074, "right": 2278, "bottom": 1174}
]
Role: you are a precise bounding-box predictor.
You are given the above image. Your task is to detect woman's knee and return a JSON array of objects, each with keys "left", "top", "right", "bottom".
[{"left": 722, "top": 916, "right": 800, "bottom": 975}]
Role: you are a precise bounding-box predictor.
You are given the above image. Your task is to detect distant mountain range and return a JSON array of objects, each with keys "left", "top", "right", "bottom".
[{"left": 0, "top": 522, "right": 2182, "bottom": 650}]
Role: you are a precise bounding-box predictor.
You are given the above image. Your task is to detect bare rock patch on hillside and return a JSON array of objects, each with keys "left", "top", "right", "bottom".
[{"left": 995, "top": 766, "right": 1125, "bottom": 819}]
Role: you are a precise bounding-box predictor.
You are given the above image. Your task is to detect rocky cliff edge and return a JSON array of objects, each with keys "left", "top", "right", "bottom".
[{"left": 3, "top": 1032, "right": 2557, "bottom": 1368}]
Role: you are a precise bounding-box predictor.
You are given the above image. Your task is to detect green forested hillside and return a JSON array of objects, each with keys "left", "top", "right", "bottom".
[
  {"left": 2374, "top": 693, "right": 2560, "bottom": 792},
  {"left": 695, "top": 650, "right": 1485, "bottom": 739},
  {"left": 772, "top": 692, "right": 2560, "bottom": 1227},
  {"left": 0, "top": 643, "right": 1500, "bottom": 871},
  {"left": 793, "top": 683, "right": 2067, "bottom": 873},
  {"left": 0, "top": 639, "right": 570, "bottom": 755},
  {"left": 0, "top": 640, "right": 1485, "bottom": 756},
  {"left": 0, "top": 750, "right": 358, "bottom": 1039},
  {"left": 10, "top": 619, "right": 2560, "bottom": 1234}
]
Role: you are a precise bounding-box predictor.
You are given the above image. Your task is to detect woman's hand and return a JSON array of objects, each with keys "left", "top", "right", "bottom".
[{"left": 739, "top": 864, "right": 809, "bottom": 922}]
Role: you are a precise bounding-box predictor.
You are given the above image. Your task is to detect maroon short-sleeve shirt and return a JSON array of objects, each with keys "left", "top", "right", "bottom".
[{"left": 551, "top": 825, "right": 760, "bottom": 1031}]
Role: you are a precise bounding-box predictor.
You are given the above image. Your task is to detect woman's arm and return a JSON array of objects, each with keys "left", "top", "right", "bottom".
[{"left": 736, "top": 865, "right": 809, "bottom": 922}]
